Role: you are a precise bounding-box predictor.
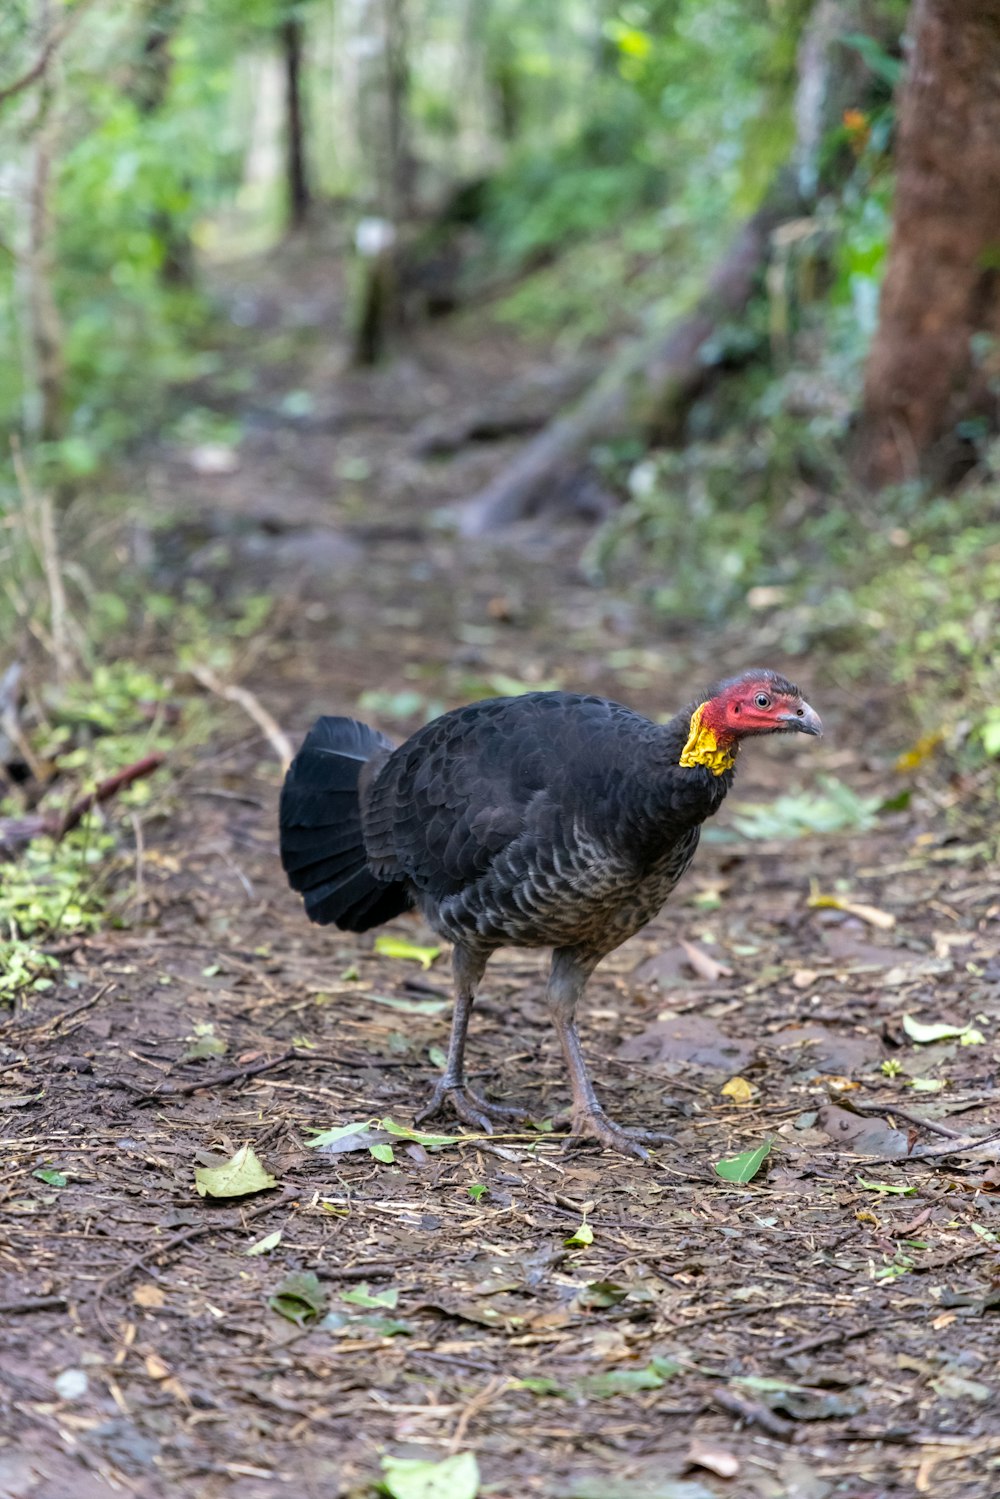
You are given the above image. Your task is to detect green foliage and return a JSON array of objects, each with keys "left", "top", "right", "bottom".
[
  {"left": 487, "top": 209, "right": 707, "bottom": 345},
  {"left": 0, "top": 939, "right": 60, "bottom": 1001},
  {"left": 480, "top": 0, "right": 807, "bottom": 276},
  {"left": 729, "top": 776, "right": 882, "bottom": 840},
  {"left": 849, "top": 519, "right": 1000, "bottom": 773},
  {"left": 0, "top": 822, "right": 116, "bottom": 940},
  {"left": 584, "top": 430, "right": 805, "bottom": 623}
]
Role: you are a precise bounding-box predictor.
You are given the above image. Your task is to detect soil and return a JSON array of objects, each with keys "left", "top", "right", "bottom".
[{"left": 2, "top": 239, "right": 999, "bottom": 1499}]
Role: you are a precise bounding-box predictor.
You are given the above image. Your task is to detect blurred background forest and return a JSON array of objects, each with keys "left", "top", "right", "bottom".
[{"left": 0, "top": 0, "right": 998, "bottom": 979}]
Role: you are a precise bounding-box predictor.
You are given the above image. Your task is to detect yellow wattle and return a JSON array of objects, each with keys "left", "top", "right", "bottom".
[{"left": 679, "top": 702, "right": 737, "bottom": 776}]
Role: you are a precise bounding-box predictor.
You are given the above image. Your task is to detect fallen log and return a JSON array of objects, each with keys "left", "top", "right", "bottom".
[{"left": 457, "top": 177, "right": 801, "bottom": 538}]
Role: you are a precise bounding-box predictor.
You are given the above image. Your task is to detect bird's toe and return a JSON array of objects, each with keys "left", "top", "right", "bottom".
[
  {"left": 463, "top": 1087, "right": 531, "bottom": 1124},
  {"left": 565, "top": 1108, "right": 671, "bottom": 1160},
  {"left": 620, "top": 1124, "right": 677, "bottom": 1146},
  {"left": 416, "top": 1082, "right": 523, "bottom": 1134}
]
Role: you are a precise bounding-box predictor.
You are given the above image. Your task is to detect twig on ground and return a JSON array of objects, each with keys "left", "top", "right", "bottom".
[
  {"left": 672, "top": 1295, "right": 848, "bottom": 1334},
  {"left": 94, "top": 1046, "right": 428, "bottom": 1103},
  {"left": 0, "top": 753, "right": 165, "bottom": 859},
  {"left": 92, "top": 1185, "right": 301, "bottom": 1340},
  {"left": 14, "top": 981, "right": 114, "bottom": 1040},
  {"left": 778, "top": 1310, "right": 918, "bottom": 1359},
  {"left": 190, "top": 664, "right": 294, "bottom": 770},
  {"left": 839, "top": 1097, "right": 964, "bottom": 1139},
  {"left": 0, "top": 1294, "right": 68, "bottom": 1316},
  {"left": 864, "top": 1129, "right": 1000, "bottom": 1164},
  {"left": 58, "top": 755, "right": 166, "bottom": 836},
  {"left": 129, "top": 1048, "right": 301, "bottom": 1099},
  {"left": 448, "top": 1375, "right": 510, "bottom": 1453},
  {"left": 315, "top": 1262, "right": 398, "bottom": 1282},
  {"left": 710, "top": 1384, "right": 794, "bottom": 1441}
]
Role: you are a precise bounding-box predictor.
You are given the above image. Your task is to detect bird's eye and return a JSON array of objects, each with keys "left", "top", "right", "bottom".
[{"left": 754, "top": 693, "right": 771, "bottom": 709}]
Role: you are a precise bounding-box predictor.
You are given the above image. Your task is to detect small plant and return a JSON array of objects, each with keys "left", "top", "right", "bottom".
[{"left": 729, "top": 776, "right": 881, "bottom": 841}]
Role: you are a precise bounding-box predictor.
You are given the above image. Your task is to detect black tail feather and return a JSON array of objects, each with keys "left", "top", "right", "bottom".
[{"left": 279, "top": 716, "right": 411, "bottom": 932}]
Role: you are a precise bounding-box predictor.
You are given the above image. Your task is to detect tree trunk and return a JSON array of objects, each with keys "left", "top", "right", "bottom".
[
  {"left": 282, "top": 13, "right": 312, "bottom": 230},
  {"left": 384, "top": 0, "right": 412, "bottom": 221},
  {"left": 854, "top": 0, "right": 1000, "bottom": 488}
]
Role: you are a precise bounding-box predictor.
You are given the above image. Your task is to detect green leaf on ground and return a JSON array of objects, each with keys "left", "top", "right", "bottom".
[
  {"left": 245, "top": 1229, "right": 283, "bottom": 1256},
  {"left": 856, "top": 1176, "right": 916, "bottom": 1195},
  {"left": 576, "top": 1361, "right": 677, "bottom": 1398},
  {"left": 268, "top": 1270, "right": 326, "bottom": 1326},
  {"left": 374, "top": 936, "right": 442, "bottom": 969},
  {"left": 381, "top": 1450, "right": 479, "bottom": 1499},
  {"left": 182, "top": 1021, "right": 227, "bottom": 1060},
  {"left": 902, "top": 1013, "right": 985, "bottom": 1045},
  {"left": 564, "top": 1220, "right": 594, "bottom": 1248},
  {"left": 370, "top": 1143, "right": 395, "bottom": 1163},
  {"left": 305, "top": 1120, "right": 373, "bottom": 1149},
  {"left": 33, "top": 1168, "right": 67, "bottom": 1187},
  {"left": 341, "top": 1282, "right": 398, "bottom": 1309},
  {"left": 355, "top": 1314, "right": 414, "bottom": 1337},
  {"left": 194, "top": 1143, "right": 276, "bottom": 1198},
  {"left": 516, "top": 1375, "right": 566, "bottom": 1396},
  {"left": 577, "top": 1280, "right": 628, "bottom": 1309},
  {"left": 379, "top": 1117, "right": 462, "bottom": 1147},
  {"left": 368, "top": 992, "right": 450, "bottom": 1015},
  {"left": 930, "top": 1372, "right": 993, "bottom": 1403},
  {"left": 714, "top": 1141, "right": 771, "bottom": 1183}
]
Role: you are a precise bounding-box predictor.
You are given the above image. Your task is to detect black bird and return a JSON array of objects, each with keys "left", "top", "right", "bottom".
[{"left": 279, "top": 669, "right": 821, "bottom": 1157}]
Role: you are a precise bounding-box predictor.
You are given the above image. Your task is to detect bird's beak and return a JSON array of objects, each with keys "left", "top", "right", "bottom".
[{"left": 779, "top": 702, "right": 823, "bottom": 736}]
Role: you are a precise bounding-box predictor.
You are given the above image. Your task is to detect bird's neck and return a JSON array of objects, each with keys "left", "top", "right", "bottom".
[{"left": 678, "top": 702, "right": 738, "bottom": 777}]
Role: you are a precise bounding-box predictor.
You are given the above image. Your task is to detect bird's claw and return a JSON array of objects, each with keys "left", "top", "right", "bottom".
[
  {"left": 564, "top": 1108, "right": 674, "bottom": 1160},
  {"left": 416, "top": 1081, "right": 529, "bottom": 1134}
]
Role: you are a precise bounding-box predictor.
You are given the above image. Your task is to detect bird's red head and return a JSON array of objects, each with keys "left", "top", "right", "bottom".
[
  {"left": 679, "top": 670, "right": 821, "bottom": 775},
  {"left": 700, "top": 670, "right": 822, "bottom": 743}
]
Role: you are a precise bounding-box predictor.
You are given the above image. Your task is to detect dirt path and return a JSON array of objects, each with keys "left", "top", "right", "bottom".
[{"left": 3, "top": 248, "right": 999, "bottom": 1499}]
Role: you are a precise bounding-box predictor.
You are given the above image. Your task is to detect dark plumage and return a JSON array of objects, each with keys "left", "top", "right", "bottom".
[{"left": 280, "top": 669, "right": 821, "bottom": 1157}]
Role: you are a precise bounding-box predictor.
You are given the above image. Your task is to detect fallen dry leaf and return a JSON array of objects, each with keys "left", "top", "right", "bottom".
[
  {"left": 721, "top": 1076, "right": 754, "bottom": 1104},
  {"left": 679, "top": 938, "right": 733, "bottom": 982},
  {"left": 144, "top": 1354, "right": 171, "bottom": 1380},
  {"left": 809, "top": 889, "right": 896, "bottom": 929},
  {"left": 132, "top": 1283, "right": 167, "bottom": 1309},
  {"left": 687, "top": 1438, "right": 740, "bottom": 1478}
]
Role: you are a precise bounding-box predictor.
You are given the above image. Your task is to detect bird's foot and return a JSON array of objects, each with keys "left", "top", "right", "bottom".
[
  {"left": 564, "top": 1107, "right": 675, "bottom": 1161},
  {"left": 416, "top": 1080, "right": 530, "bottom": 1134}
]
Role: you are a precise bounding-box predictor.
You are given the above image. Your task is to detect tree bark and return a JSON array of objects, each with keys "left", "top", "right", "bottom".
[
  {"left": 384, "top": 0, "right": 412, "bottom": 221},
  {"left": 282, "top": 13, "right": 312, "bottom": 230},
  {"left": 854, "top": 0, "right": 1000, "bottom": 488}
]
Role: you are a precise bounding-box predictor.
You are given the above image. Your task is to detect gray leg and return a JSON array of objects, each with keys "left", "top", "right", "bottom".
[
  {"left": 416, "top": 944, "right": 529, "bottom": 1132},
  {"left": 548, "top": 946, "right": 674, "bottom": 1161}
]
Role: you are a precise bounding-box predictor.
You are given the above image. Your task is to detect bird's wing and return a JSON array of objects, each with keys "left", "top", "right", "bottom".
[{"left": 361, "top": 694, "right": 637, "bottom": 899}]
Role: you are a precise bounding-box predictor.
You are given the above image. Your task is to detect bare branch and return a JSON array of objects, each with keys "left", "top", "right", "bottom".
[{"left": 0, "top": 1, "right": 93, "bottom": 110}]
